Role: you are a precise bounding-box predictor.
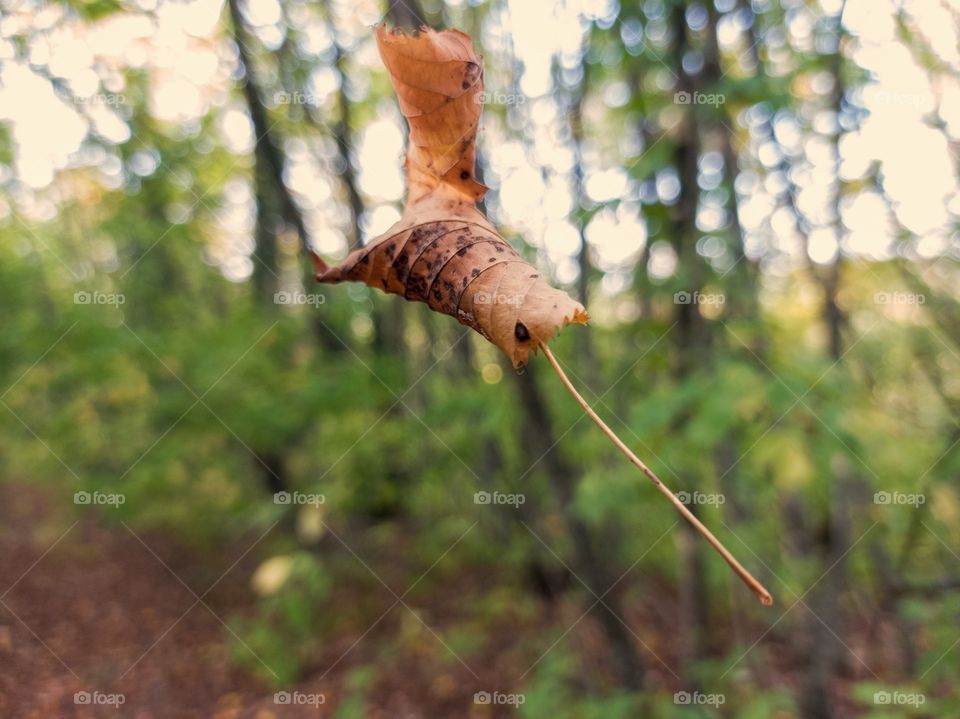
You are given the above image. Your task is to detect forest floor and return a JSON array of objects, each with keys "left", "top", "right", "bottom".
[
  {"left": 0, "top": 481, "right": 574, "bottom": 718},
  {"left": 0, "top": 481, "right": 878, "bottom": 718}
]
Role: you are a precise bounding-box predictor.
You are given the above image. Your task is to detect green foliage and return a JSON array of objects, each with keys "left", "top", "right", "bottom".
[
  {"left": 230, "top": 551, "right": 333, "bottom": 685},
  {"left": 1, "top": 0, "right": 959, "bottom": 715},
  {"left": 520, "top": 652, "right": 640, "bottom": 718}
]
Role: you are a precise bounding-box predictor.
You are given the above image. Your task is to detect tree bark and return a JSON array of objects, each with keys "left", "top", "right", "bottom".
[{"left": 512, "top": 367, "right": 646, "bottom": 690}]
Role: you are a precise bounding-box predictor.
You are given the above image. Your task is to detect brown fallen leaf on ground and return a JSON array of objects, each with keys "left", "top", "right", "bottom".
[
  {"left": 311, "top": 24, "right": 772, "bottom": 607},
  {"left": 312, "top": 25, "right": 587, "bottom": 370}
]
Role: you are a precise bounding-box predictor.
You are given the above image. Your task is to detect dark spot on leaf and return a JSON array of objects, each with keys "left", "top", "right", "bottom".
[
  {"left": 460, "top": 170, "right": 469, "bottom": 180},
  {"left": 515, "top": 322, "right": 530, "bottom": 342}
]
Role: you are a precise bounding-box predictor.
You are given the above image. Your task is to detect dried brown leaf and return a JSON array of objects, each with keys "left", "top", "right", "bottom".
[{"left": 312, "top": 25, "right": 587, "bottom": 368}]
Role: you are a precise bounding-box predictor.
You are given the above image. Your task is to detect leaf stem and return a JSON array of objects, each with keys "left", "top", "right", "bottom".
[{"left": 540, "top": 344, "right": 773, "bottom": 606}]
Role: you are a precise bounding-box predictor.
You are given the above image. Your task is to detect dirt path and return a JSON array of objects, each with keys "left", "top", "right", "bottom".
[{"left": 0, "top": 483, "right": 544, "bottom": 718}]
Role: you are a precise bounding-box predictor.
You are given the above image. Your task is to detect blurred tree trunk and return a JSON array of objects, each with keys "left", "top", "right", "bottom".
[
  {"left": 797, "top": 9, "right": 852, "bottom": 718},
  {"left": 227, "top": 0, "right": 303, "bottom": 500},
  {"left": 567, "top": 61, "right": 599, "bottom": 381},
  {"left": 228, "top": 0, "right": 309, "bottom": 264},
  {"left": 713, "top": 2, "right": 763, "bottom": 336},
  {"left": 512, "top": 367, "right": 646, "bottom": 690},
  {"left": 485, "top": 24, "right": 645, "bottom": 688},
  {"left": 704, "top": 0, "right": 761, "bottom": 620},
  {"left": 735, "top": 5, "right": 854, "bottom": 710},
  {"left": 668, "top": 2, "right": 712, "bottom": 677},
  {"left": 569, "top": 81, "right": 592, "bottom": 312},
  {"left": 625, "top": 63, "right": 654, "bottom": 321},
  {"left": 331, "top": 46, "right": 365, "bottom": 254}
]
